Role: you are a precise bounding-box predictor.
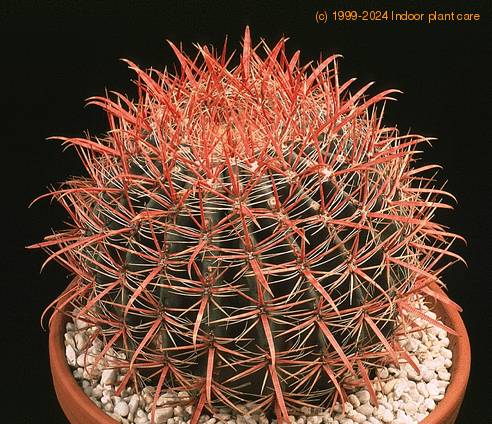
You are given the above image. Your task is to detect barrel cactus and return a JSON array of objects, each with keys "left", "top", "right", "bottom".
[{"left": 31, "top": 27, "right": 462, "bottom": 423}]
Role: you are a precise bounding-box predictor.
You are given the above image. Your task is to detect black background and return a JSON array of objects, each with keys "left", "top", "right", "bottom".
[{"left": 2, "top": 1, "right": 490, "bottom": 423}]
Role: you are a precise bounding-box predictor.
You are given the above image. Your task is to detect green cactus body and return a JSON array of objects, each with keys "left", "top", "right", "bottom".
[{"left": 32, "top": 28, "right": 462, "bottom": 423}]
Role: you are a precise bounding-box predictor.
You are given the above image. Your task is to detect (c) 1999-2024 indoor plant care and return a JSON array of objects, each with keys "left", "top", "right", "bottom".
[{"left": 30, "top": 27, "right": 469, "bottom": 424}]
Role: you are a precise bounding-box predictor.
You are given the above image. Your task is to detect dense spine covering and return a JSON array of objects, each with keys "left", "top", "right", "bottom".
[{"left": 31, "top": 27, "right": 463, "bottom": 424}]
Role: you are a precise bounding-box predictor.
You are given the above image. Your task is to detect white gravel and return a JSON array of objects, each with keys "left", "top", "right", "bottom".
[{"left": 63, "top": 297, "right": 453, "bottom": 424}]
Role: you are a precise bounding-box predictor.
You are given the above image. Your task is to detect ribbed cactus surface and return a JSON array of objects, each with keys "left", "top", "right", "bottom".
[{"left": 32, "top": 28, "right": 462, "bottom": 423}]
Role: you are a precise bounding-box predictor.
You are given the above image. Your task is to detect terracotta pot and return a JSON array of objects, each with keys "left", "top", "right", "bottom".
[{"left": 49, "top": 284, "right": 470, "bottom": 424}]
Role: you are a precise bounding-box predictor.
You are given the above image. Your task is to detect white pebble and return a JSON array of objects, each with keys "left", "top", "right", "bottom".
[
  {"left": 128, "top": 394, "right": 139, "bottom": 418},
  {"left": 407, "top": 388, "right": 421, "bottom": 403},
  {"left": 332, "top": 404, "right": 343, "bottom": 414},
  {"left": 75, "top": 332, "right": 88, "bottom": 350},
  {"left": 437, "top": 369, "right": 451, "bottom": 381},
  {"left": 92, "top": 385, "right": 103, "bottom": 398},
  {"left": 349, "top": 412, "right": 365, "bottom": 423},
  {"left": 178, "top": 390, "right": 190, "bottom": 400},
  {"left": 64, "top": 332, "right": 76, "bottom": 349},
  {"left": 91, "top": 337, "right": 103, "bottom": 349},
  {"left": 347, "top": 394, "right": 360, "bottom": 408},
  {"left": 356, "top": 403, "right": 373, "bottom": 416},
  {"left": 76, "top": 353, "right": 94, "bottom": 367},
  {"left": 377, "top": 368, "right": 389, "bottom": 379},
  {"left": 381, "top": 401, "right": 392, "bottom": 411},
  {"left": 404, "top": 338, "right": 419, "bottom": 353},
  {"left": 373, "top": 405, "right": 386, "bottom": 420},
  {"left": 101, "top": 395, "right": 111, "bottom": 405},
  {"left": 394, "top": 411, "right": 412, "bottom": 424},
  {"left": 426, "top": 381, "right": 440, "bottom": 397},
  {"left": 103, "top": 402, "right": 114, "bottom": 412},
  {"left": 157, "top": 392, "right": 178, "bottom": 406},
  {"left": 72, "top": 367, "right": 83, "bottom": 379},
  {"left": 101, "top": 369, "right": 117, "bottom": 385},
  {"left": 406, "top": 367, "right": 421, "bottom": 382},
  {"left": 394, "top": 380, "right": 408, "bottom": 399},
  {"left": 74, "top": 316, "right": 88, "bottom": 330},
  {"left": 103, "top": 388, "right": 115, "bottom": 398},
  {"left": 424, "top": 398, "right": 436, "bottom": 411},
  {"left": 431, "top": 357, "right": 445, "bottom": 370},
  {"left": 83, "top": 364, "right": 101, "bottom": 380},
  {"left": 152, "top": 407, "right": 174, "bottom": 423},
  {"left": 114, "top": 400, "right": 129, "bottom": 417},
  {"left": 388, "top": 366, "right": 400, "bottom": 376},
  {"left": 66, "top": 345, "right": 77, "bottom": 366},
  {"left": 403, "top": 400, "right": 418, "bottom": 416},
  {"left": 381, "top": 409, "right": 393, "bottom": 423},
  {"left": 436, "top": 380, "right": 449, "bottom": 389},
  {"left": 136, "top": 410, "right": 147, "bottom": 418},
  {"left": 421, "top": 369, "right": 436, "bottom": 383},
  {"left": 173, "top": 405, "right": 184, "bottom": 417},
  {"left": 416, "top": 382, "right": 428, "bottom": 397},
  {"left": 355, "top": 390, "right": 371, "bottom": 405},
  {"left": 383, "top": 379, "right": 397, "bottom": 395}
]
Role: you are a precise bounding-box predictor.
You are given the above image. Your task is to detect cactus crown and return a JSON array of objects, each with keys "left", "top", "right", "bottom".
[{"left": 32, "top": 27, "right": 463, "bottom": 423}]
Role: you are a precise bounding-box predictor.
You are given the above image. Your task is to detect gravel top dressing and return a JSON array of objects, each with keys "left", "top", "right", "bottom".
[{"left": 63, "top": 295, "right": 452, "bottom": 424}]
